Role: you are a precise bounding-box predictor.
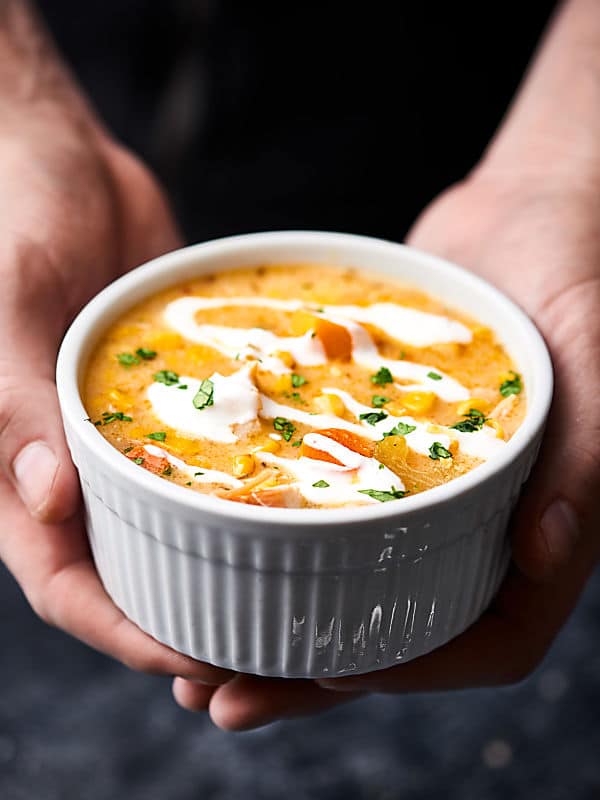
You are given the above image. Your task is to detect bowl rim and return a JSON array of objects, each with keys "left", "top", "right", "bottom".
[{"left": 56, "top": 230, "right": 553, "bottom": 532}]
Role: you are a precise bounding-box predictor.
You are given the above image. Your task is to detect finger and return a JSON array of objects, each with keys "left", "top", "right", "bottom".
[
  {"left": 511, "top": 281, "right": 600, "bottom": 580},
  {"left": 0, "top": 367, "right": 80, "bottom": 523},
  {"left": 208, "top": 674, "right": 362, "bottom": 731},
  {"left": 0, "top": 480, "right": 234, "bottom": 684},
  {"left": 172, "top": 677, "right": 218, "bottom": 712}
]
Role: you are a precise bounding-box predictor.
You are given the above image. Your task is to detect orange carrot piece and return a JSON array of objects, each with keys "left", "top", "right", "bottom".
[
  {"left": 306, "top": 428, "right": 375, "bottom": 459},
  {"left": 314, "top": 317, "right": 353, "bottom": 360},
  {"left": 126, "top": 445, "right": 170, "bottom": 475}
]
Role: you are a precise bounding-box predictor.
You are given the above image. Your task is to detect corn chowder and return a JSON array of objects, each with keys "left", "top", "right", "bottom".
[{"left": 83, "top": 265, "right": 525, "bottom": 509}]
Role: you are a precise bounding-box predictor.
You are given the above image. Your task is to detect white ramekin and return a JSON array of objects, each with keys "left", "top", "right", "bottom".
[{"left": 56, "top": 231, "right": 553, "bottom": 678}]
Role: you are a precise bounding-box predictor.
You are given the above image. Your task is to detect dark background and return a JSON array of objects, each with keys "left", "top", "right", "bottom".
[{"left": 2, "top": 2, "right": 599, "bottom": 798}]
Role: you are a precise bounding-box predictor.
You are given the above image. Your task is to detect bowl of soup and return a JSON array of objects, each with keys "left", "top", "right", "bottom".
[{"left": 56, "top": 231, "right": 552, "bottom": 678}]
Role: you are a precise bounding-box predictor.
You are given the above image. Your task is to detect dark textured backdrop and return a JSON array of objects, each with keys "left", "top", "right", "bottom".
[{"left": 3, "top": 2, "right": 599, "bottom": 797}]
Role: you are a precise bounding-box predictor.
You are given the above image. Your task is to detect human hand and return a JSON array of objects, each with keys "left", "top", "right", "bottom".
[
  {"left": 174, "top": 167, "right": 600, "bottom": 729},
  {"left": 0, "top": 87, "right": 233, "bottom": 686}
]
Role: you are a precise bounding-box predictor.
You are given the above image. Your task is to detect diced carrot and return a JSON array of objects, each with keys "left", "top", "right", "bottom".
[
  {"left": 301, "top": 440, "right": 344, "bottom": 466},
  {"left": 126, "top": 445, "right": 170, "bottom": 475},
  {"left": 314, "top": 317, "right": 353, "bottom": 360},
  {"left": 289, "top": 311, "right": 352, "bottom": 360},
  {"left": 308, "top": 428, "right": 375, "bottom": 459}
]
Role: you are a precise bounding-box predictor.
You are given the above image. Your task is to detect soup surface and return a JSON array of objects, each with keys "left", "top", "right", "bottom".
[{"left": 84, "top": 264, "right": 526, "bottom": 509}]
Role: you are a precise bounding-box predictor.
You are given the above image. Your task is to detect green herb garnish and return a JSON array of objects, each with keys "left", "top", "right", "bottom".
[
  {"left": 358, "top": 487, "right": 408, "bottom": 502},
  {"left": 450, "top": 408, "right": 487, "bottom": 433},
  {"left": 123, "top": 446, "right": 134, "bottom": 454},
  {"left": 359, "top": 411, "right": 388, "bottom": 426},
  {"left": 291, "top": 373, "right": 308, "bottom": 387},
  {"left": 134, "top": 457, "right": 144, "bottom": 465},
  {"left": 429, "top": 441, "right": 452, "bottom": 460},
  {"left": 382, "top": 421, "right": 416, "bottom": 438},
  {"left": 370, "top": 366, "right": 393, "bottom": 386},
  {"left": 192, "top": 378, "right": 215, "bottom": 410},
  {"left": 273, "top": 417, "right": 296, "bottom": 441},
  {"left": 312, "top": 480, "right": 330, "bottom": 488},
  {"left": 117, "top": 352, "right": 140, "bottom": 367},
  {"left": 162, "top": 466, "right": 173, "bottom": 476},
  {"left": 499, "top": 371, "right": 522, "bottom": 397},
  {"left": 154, "top": 370, "right": 180, "bottom": 386},
  {"left": 427, "top": 371, "right": 442, "bottom": 381},
  {"left": 136, "top": 348, "right": 157, "bottom": 360},
  {"left": 177, "top": 384, "right": 188, "bottom": 390},
  {"left": 96, "top": 411, "right": 133, "bottom": 426},
  {"left": 291, "top": 440, "right": 303, "bottom": 447},
  {"left": 372, "top": 395, "right": 389, "bottom": 408},
  {"left": 147, "top": 431, "right": 167, "bottom": 442},
  {"left": 194, "top": 471, "right": 204, "bottom": 477}
]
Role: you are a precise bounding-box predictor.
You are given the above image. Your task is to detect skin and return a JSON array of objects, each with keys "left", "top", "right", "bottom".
[{"left": 0, "top": 0, "right": 599, "bottom": 730}]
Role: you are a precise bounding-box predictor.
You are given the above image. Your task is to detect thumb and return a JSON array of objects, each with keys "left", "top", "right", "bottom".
[
  {"left": 511, "top": 300, "right": 600, "bottom": 582},
  {"left": 0, "top": 367, "right": 80, "bottom": 523}
]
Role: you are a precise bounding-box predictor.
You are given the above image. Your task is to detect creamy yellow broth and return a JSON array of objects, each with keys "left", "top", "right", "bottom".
[{"left": 83, "top": 264, "right": 526, "bottom": 508}]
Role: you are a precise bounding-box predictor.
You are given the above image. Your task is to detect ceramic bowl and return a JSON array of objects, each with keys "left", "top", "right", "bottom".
[{"left": 56, "top": 231, "right": 553, "bottom": 678}]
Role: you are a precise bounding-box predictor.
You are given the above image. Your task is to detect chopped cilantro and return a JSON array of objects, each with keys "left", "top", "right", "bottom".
[
  {"left": 451, "top": 408, "right": 487, "bottom": 433},
  {"left": 273, "top": 416, "right": 296, "bottom": 441},
  {"left": 427, "top": 371, "right": 442, "bottom": 381},
  {"left": 185, "top": 481, "right": 192, "bottom": 486},
  {"left": 429, "top": 441, "right": 452, "bottom": 460},
  {"left": 378, "top": 463, "right": 385, "bottom": 470},
  {"left": 177, "top": 384, "right": 188, "bottom": 390},
  {"left": 192, "top": 378, "right": 215, "bottom": 410},
  {"left": 97, "top": 411, "right": 133, "bottom": 426},
  {"left": 194, "top": 471, "right": 204, "bottom": 477},
  {"left": 382, "top": 421, "right": 416, "bottom": 438},
  {"left": 291, "top": 373, "right": 308, "bottom": 387},
  {"left": 499, "top": 371, "right": 522, "bottom": 397},
  {"left": 134, "top": 457, "right": 144, "bottom": 465},
  {"left": 147, "top": 431, "right": 167, "bottom": 442},
  {"left": 291, "top": 440, "right": 303, "bottom": 447},
  {"left": 117, "top": 352, "right": 140, "bottom": 367},
  {"left": 358, "top": 487, "right": 408, "bottom": 502},
  {"left": 123, "top": 446, "right": 134, "bottom": 454},
  {"left": 372, "top": 395, "right": 389, "bottom": 408},
  {"left": 153, "top": 369, "right": 180, "bottom": 386},
  {"left": 370, "top": 366, "right": 393, "bottom": 385},
  {"left": 312, "top": 480, "right": 330, "bottom": 488},
  {"left": 162, "top": 466, "right": 173, "bottom": 476},
  {"left": 285, "top": 391, "right": 304, "bottom": 403},
  {"left": 359, "top": 411, "right": 388, "bottom": 426},
  {"left": 135, "top": 348, "right": 157, "bottom": 360}
]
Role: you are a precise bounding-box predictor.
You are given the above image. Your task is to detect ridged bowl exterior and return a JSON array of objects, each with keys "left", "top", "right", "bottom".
[{"left": 66, "top": 420, "right": 541, "bottom": 678}]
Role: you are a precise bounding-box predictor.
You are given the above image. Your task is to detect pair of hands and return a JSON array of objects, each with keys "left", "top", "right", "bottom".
[{"left": 1, "top": 109, "right": 599, "bottom": 731}]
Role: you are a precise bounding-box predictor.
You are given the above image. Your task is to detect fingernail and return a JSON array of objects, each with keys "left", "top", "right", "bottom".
[
  {"left": 12, "top": 442, "right": 59, "bottom": 516},
  {"left": 540, "top": 499, "right": 580, "bottom": 568}
]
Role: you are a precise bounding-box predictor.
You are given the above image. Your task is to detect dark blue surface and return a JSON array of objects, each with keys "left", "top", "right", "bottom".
[{"left": 1, "top": 561, "right": 598, "bottom": 800}]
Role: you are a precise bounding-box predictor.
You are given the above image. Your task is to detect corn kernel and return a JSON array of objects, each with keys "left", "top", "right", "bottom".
[
  {"left": 329, "top": 365, "right": 343, "bottom": 377},
  {"left": 498, "top": 370, "right": 515, "bottom": 384},
  {"left": 456, "top": 397, "right": 491, "bottom": 416},
  {"left": 232, "top": 453, "right": 256, "bottom": 477},
  {"left": 253, "top": 439, "right": 281, "bottom": 454},
  {"left": 290, "top": 310, "right": 317, "bottom": 336},
  {"left": 273, "top": 373, "right": 293, "bottom": 392},
  {"left": 272, "top": 350, "right": 295, "bottom": 368},
  {"left": 313, "top": 393, "right": 346, "bottom": 416},
  {"left": 485, "top": 419, "right": 505, "bottom": 439},
  {"left": 447, "top": 438, "right": 460, "bottom": 455},
  {"left": 108, "top": 389, "right": 133, "bottom": 409},
  {"left": 386, "top": 402, "right": 407, "bottom": 416},
  {"left": 472, "top": 325, "right": 492, "bottom": 340},
  {"left": 401, "top": 391, "right": 436, "bottom": 415}
]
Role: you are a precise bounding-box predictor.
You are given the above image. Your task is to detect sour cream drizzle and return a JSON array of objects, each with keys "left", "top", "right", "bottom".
[
  {"left": 163, "top": 296, "right": 470, "bottom": 401},
  {"left": 143, "top": 444, "right": 242, "bottom": 487},
  {"left": 260, "top": 433, "right": 404, "bottom": 506}
]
